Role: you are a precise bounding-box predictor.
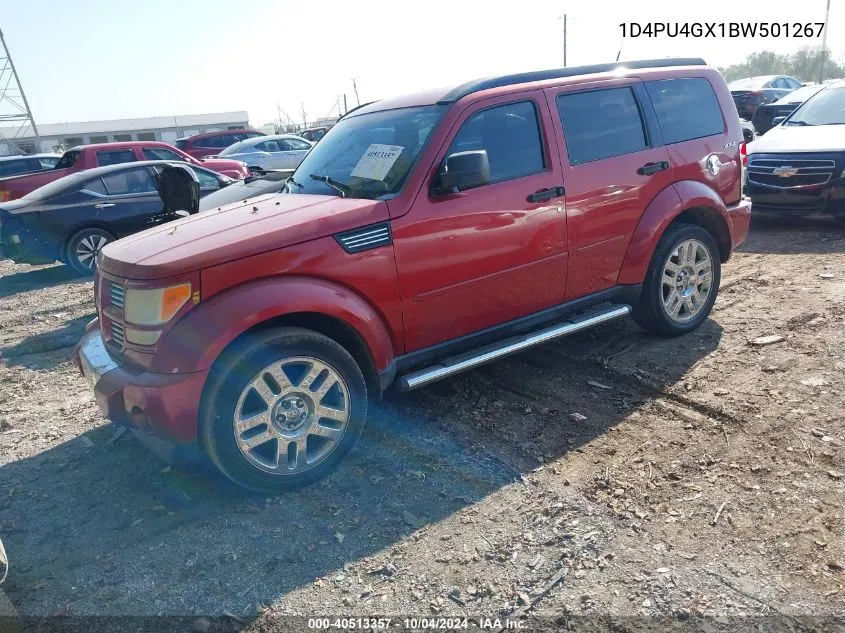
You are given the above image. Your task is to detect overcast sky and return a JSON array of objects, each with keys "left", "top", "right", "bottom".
[{"left": 0, "top": 0, "right": 841, "bottom": 127}]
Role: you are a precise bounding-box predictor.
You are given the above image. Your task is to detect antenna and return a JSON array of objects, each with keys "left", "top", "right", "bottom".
[
  {"left": 0, "top": 27, "right": 40, "bottom": 154},
  {"left": 352, "top": 78, "right": 360, "bottom": 106}
]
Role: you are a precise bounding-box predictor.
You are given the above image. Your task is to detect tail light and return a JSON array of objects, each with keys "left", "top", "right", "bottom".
[
  {"left": 0, "top": 191, "right": 10, "bottom": 203},
  {"left": 740, "top": 142, "right": 748, "bottom": 166}
]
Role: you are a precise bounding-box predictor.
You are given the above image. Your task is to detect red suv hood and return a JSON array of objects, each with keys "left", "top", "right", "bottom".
[{"left": 99, "top": 193, "right": 389, "bottom": 280}]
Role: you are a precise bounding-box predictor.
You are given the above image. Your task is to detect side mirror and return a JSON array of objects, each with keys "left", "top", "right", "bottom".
[
  {"left": 434, "top": 150, "right": 490, "bottom": 194},
  {"left": 772, "top": 116, "right": 786, "bottom": 126}
]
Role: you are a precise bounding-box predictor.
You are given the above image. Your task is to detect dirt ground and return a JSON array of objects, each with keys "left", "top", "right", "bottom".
[{"left": 0, "top": 218, "right": 843, "bottom": 630}]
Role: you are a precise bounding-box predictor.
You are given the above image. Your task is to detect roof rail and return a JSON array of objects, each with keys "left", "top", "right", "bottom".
[{"left": 437, "top": 58, "right": 707, "bottom": 104}]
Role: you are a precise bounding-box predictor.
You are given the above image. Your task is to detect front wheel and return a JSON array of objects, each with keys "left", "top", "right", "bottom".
[
  {"left": 632, "top": 223, "right": 721, "bottom": 336},
  {"left": 200, "top": 327, "right": 367, "bottom": 493},
  {"left": 66, "top": 227, "right": 115, "bottom": 275}
]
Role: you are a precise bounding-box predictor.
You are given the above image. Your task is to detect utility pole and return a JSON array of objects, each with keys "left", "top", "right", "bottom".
[
  {"left": 818, "top": 0, "right": 831, "bottom": 83},
  {"left": 352, "top": 78, "right": 360, "bottom": 106},
  {"left": 0, "top": 27, "right": 40, "bottom": 153},
  {"left": 563, "top": 14, "right": 567, "bottom": 67},
  {"left": 343, "top": 94, "right": 348, "bottom": 115},
  {"left": 301, "top": 102, "right": 307, "bottom": 129}
]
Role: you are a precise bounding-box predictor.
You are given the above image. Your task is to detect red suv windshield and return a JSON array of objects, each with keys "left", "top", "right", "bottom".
[{"left": 288, "top": 106, "right": 445, "bottom": 200}]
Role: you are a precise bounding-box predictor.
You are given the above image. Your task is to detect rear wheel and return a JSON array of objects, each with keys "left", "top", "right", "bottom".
[
  {"left": 66, "top": 227, "right": 114, "bottom": 275},
  {"left": 633, "top": 223, "right": 721, "bottom": 336},
  {"left": 200, "top": 327, "right": 367, "bottom": 493}
]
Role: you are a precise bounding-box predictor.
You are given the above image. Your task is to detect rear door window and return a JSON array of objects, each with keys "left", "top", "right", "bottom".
[
  {"left": 97, "top": 149, "right": 137, "bottom": 166},
  {"left": 644, "top": 78, "right": 725, "bottom": 144},
  {"left": 556, "top": 87, "right": 647, "bottom": 164},
  {"left": 101, "top": 168, "right": 157, "bottom": 195},
  {"left": 446, "top": 100, "right": 546, "bottom": 183}
]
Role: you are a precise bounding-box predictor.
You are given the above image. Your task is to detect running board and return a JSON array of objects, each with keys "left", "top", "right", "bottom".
[{"left": 397, "top": 304, "right": 631, "bottom": 391}]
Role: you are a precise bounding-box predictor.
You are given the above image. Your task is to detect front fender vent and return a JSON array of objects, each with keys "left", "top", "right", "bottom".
[{"left": 334, "top": 222, "right": 392, "bottom": 253}]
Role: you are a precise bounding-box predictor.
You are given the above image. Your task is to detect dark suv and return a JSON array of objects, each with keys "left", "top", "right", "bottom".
[{"left": 76, "top": 58, "right": 751, "bottom": 492}]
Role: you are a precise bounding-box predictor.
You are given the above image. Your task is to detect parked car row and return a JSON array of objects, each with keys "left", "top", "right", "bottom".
[
  {"left": 745, "top": 79, "right": 845, "bottom": 221},
  {"left": 0, "top": 161, "right": 232, "bottom": 273},
  {"left": 729, "top": 74, "right": 803, "bottom": 121},
  {"left": 0, "top": 141, "right": 249, "bottom": 202}
]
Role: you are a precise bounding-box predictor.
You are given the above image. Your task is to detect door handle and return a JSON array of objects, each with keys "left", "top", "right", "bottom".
[
  {"left": 527, "top": 186, "right": 565, "bottom": 203},
  {"left": 94, "top": 202, "right": 115, "bottom": 208},
  {"left": 637, "top": 161, "right": 669, "bottom": 176}
]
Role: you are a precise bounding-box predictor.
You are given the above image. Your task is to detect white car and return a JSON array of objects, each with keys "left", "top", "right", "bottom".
[{"left": 216, "top": 134, "right": 313, "bottom": 173}]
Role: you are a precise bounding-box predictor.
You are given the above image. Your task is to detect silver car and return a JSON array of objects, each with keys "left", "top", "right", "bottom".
[{"left": 216, "top": 134, "right": 312, "bottom": 173}]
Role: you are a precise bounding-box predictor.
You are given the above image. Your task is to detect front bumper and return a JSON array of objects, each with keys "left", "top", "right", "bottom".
[
  {"left": 74, "top": 328, "right": 208, "bottom": 462},
  {"left": 746, "top": 152, "right": 845, "bottom": 217}
]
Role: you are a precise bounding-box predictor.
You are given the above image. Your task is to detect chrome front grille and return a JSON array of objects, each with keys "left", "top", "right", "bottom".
[
  {"left": 747, "top": 158, "right": 835, "bottom": 189},
  {"left": 109, "top": 282, "right": 125, "bottom": 308},
  {"left": 109, "top": 321, "right": 125, "bottom": 346}
]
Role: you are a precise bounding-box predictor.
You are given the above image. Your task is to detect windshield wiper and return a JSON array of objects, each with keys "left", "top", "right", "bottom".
[
  {"left": 286, "top": 175, "right": 303, "bottom": 192},
  {"left": 786, "top": 119, "right": 813, "bottom": 126},
  {"left": 309, "top": 173, "right": 350, "bottom": 198}
]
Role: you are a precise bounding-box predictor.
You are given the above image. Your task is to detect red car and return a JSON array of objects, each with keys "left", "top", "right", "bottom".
[
  {"left": 175, "top": 129, "right": 266, "bottom": 159},
  {"left": 76, "top": 58, "right": 751, "bottom": 492},
  {"left": 0, "top": 141, "right": 248, "bottom": 201}
]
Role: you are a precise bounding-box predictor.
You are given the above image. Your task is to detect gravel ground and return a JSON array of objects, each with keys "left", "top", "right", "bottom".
[{"left": 0, "top": 218, "right": 843, "bottom": 630}]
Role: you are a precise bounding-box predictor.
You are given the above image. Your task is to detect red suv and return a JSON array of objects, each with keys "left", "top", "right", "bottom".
[
  {"left": 175, "top": 129, "right": 265, "bottom": 159},
  {"left": 75, "top": 58, "right": 751, "bottom": 492}
]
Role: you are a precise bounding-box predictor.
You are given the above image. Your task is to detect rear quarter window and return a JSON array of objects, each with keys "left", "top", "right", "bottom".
[{"left": 644, "top": 78, "right": 725, "bottom": 144}]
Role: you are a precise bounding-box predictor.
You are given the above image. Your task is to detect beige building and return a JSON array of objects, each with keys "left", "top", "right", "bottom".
[{"left": 0, "top": 111, "right": 250, "bottom": 156}]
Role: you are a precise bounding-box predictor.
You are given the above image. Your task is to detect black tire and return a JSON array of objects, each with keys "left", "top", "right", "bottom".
[
  {"left": 632, "top": 223, "right": 721, "bottom": 336},
  {"left": 66, "top": 227, "right": 115, "bottom": 275},
  {"left": 200, "top": 327, "right": 368, "bottom": 493}
]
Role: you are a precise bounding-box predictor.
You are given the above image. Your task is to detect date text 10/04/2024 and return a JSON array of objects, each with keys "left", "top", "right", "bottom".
[
  {"left": 307, "top": 617, "right": 528, "bottom": 630},
  {"left": 619, "top": 22, "right": 826, "bottom": 38}
]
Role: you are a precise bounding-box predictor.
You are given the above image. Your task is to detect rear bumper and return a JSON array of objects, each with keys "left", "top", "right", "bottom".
[
  {"left": 726, "top": 197, "right": 752, "bottom": 253},
  {"left": 74, "top": 327, "right": 207, "bottom": 459}
]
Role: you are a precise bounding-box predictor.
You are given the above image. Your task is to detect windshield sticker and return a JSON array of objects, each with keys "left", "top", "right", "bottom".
[{"left": 350, "top": 144, "right": 404, "bottom": 181}]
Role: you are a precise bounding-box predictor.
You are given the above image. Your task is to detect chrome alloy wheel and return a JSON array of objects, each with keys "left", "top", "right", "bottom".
[
  {"left": 75, "top": 234, "right": 109, "bottom": 269},
  {"left": 661, "top": 238, "right": 714, "bottom": 323},
  {"left": 233, "top": 356, "right": 350, "bottom": 474}
]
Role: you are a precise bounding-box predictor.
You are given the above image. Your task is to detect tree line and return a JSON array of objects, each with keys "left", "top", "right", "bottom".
[{"left": 718, "top": 48, "right": 845, "bottom": 83}]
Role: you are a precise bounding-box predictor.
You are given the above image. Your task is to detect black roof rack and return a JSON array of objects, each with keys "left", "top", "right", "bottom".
[{"left": 437, "top": 58, "right": 707, "bottom": 104}]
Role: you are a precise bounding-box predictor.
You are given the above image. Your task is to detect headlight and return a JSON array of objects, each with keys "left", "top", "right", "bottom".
[{"left": 124, "top": 283, "right": 191, "bottom": 325}]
